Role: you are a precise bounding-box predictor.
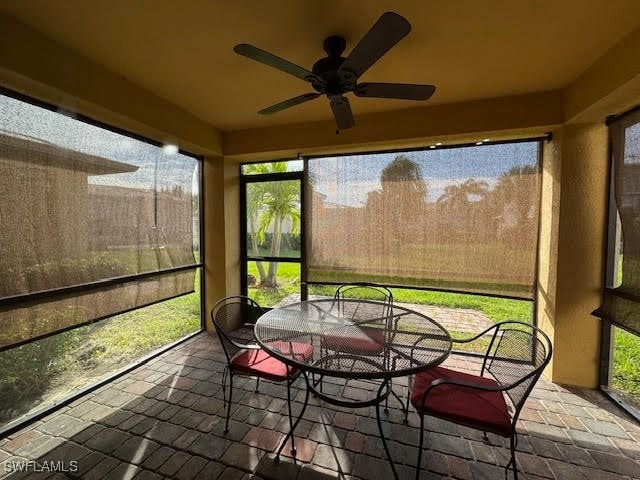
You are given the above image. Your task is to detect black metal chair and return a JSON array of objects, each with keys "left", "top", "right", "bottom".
[
  {"left": 318, "top": 283, "right": 400, "bottom": 408},
  {"left": 334, "top": 282, "right": 393, "bottom": 314},
  {"left": 214, "top": 295, "right": 264, "bottom": 344},
  {"left": 211, "top": 296, "right": 312, "bottom": 458},
  {"left": 408, "top": 321, "right": 552, "bottom": 480},
  {"left": 323, "top": 282, "right": 394, "bottom": 354}
]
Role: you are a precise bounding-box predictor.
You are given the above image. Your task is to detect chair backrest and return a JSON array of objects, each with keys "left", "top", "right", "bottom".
[
  {"left": 333, "top": 282, "right": 393, "bottom": 323},
  {"left": 481, "top": 321, "right": 552, "bottom": 421},
  {"left": 211, "top": 295, "right": 265, "bottom": 364}
]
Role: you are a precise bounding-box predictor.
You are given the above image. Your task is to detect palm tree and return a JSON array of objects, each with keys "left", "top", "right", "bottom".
[
  {"left": 246, "top": 181, "right": 267, "bottom": 281},
  {"left": 378, "top": 155, "right": 428, "bottom": 242},
  {"left": 491, "top": 165, "right": 538, "bottom": 220},
  {"left": 245, "top": 162, "right": 300, "bottom": 287},
  {"left": 437, "top": 178, "right": 489, "bottom": 210},
  {"left": 380, "top": 155, "right": 427, "bottom": 197},
  {"left": 257, "top": 180, "right": 300, "bottom": 286},
  {"left": 488, "top": 165, "right": 539, "bottom": 243},
  {"left": 436, "top": 179, "right": 490, "bottom": 239}
]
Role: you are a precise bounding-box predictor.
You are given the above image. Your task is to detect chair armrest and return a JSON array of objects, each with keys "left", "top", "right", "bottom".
[
  {"left": 428, "top": 376, "right": 504, "bottom": 392},
  {"left": 222, "top": 330, "right": 261, "bottom": 350},
  {"left": 231, "top": 340, "right": 261, "bottom": 350},
  {"left": 410, "top": 332, "right": 451, "bottom": 357},
  {"left": 450, "top": 323, "right": 499, "bottom": 344}
]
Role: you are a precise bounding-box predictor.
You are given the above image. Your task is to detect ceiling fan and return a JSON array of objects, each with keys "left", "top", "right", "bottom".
[{"left": 234, "top": 11, "right": 436, "bottom": 130}]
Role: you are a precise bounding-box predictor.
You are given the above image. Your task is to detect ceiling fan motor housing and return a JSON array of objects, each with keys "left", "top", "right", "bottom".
[{"left": 311, "top": 36, "right": 356, "bottom": 94}]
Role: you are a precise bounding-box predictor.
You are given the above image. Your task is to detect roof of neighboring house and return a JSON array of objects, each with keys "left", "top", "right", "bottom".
[{"left": 0, "top": 132, "right": 138, "bottom": 175}]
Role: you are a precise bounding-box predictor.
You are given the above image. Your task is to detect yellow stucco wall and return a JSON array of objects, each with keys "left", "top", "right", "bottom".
[
  {"left": 202, "top": 155, "right": 226, "bottom": 331},
  {"left": 201, "top": 155, "right": 242, "bottom": 331},
  {"left": 538, "top": 124, "right": 608, "bottom": 387},
  {"left": 564, "top": 27, "right": 640, "bottom": 124},
  {"left": 538, "top": 134, "right": 561, "bottom": 379},
  {"left": 224, "top": 91, "right": 563, "bottom": 160},
  {"left": 0, "top": 13, "right": 222, "bottom": 156},
  {"left": 223, "top": 158, "right": 241, "bottom": 297}
]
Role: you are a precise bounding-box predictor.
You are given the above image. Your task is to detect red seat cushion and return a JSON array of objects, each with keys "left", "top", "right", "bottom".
[
  {"left": 322, "top": 326, "right": 384, "bottom": 354},
  {"left": 411, "top": 366, "right": 512, "bottom": 437},
  {"left": 231, "top": 341, "right": 313, "bottom": 382}
]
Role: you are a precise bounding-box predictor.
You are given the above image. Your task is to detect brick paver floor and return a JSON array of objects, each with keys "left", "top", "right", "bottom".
[{"left": 1, "top": 332, "right": 639, "bottom": 479}]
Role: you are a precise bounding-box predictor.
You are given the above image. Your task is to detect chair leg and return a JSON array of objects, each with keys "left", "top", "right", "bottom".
[
  {"left": 506, "top": 432, "right": 519, "bottom": 479},
  {"left": 222, "top": 368, "right": 228, "bottom": 406},
  {"left": 376, "top": 380, "right": 399, "bottom": 480},
  {"left": 384, "top": 378, "right": 392, "bottom": 414},
  {"left": 318, "top": 345, "right": 329, "bottom": 394},
  {"left": 224, "top": 372, "right": 233, "bottom": 434},
  {"left": 255, "top": 377, "right": 260, "bottom": 393},
  {"left": 415, "top": 412, "right": 426, "bottom": 480},
  {"left": 404, "top": 376, "right": 412, "bottom": 424},
  {"left": 286, "top": 376, "right": 296, "bottom": 457},
  {"left": 276, "top": 373, "right": 311, "bottom": 463}
]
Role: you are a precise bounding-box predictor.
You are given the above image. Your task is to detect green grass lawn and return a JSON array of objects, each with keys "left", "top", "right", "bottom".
[
  {"left": 0, "top": 275, "right": 201, "bottom": 426},
  {"left": 77, "top": 289, "right": 200, "bottom": 367},
  {"left": 612, "top": 328, "right": 640, "bottom": 407},
  {"left": 247, "top": 262, "right": 301, "bottom": 306},
  {"left": 249, "top": 262, "right": 529, "bottom": 352},
  {"left": 248, "top": 261, "right": 530, "bottom": 322}
]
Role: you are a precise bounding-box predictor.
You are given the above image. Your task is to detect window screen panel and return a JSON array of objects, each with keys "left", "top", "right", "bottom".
[
  {"left": 0, "top": 93, "right": 199, "bottom": 348},
  {"left": 0, "top": 270, "right": 194, "bottom": 349},
  {"left": 595, "top": 110, "right": 640, "bottom": 335},
  {"left": 306, "top": 142, "right": 541, "bottom": 298}
]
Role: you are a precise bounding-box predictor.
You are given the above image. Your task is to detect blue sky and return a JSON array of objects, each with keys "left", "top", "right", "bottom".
[{"left": 309, "top": 142, "right": 539, "bottom": 206}]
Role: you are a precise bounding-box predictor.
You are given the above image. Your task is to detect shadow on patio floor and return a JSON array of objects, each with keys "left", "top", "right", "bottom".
[{"left": 1, "top": 332, "right": 638, "bottom": 479}]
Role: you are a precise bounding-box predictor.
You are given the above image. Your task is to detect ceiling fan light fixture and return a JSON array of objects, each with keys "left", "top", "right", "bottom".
[{"left": 163, "top": 144, "right": 178, "bottom": 155}]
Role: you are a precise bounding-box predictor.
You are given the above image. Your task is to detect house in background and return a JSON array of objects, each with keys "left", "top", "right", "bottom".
[{"left": 0, "top": 132, "right": 138, "bottom": 297}]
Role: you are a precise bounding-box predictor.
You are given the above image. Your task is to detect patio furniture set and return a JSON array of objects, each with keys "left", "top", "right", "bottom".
[{"left": 211, "top": 283, "right": 552, "bottom": 480}]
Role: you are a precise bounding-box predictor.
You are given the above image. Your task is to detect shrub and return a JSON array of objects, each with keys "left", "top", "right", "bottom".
[
  {"left": 0, "top": 330, "right": 79, "bottom": 423},
  {"left": 0, "top": 253, "right": 131, "bottom": 298}
]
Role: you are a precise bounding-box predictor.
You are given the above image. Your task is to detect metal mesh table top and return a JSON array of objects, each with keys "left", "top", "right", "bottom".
[{"left": 254, "top": 299, "right": 452, "bottom": 380}]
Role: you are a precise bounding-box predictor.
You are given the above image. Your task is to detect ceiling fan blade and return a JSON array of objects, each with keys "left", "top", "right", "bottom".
[
  {"left": 258, "top": 93, "right": 321, "bottom": 115},
  {"left": 329, "top": 95, "right": 355, "bottom": 130},
  {"left": 355, "top": 83, "right": 436, "bottom": 100},
  {"left": 338, "top": 12, "right": 411, "bottom": 79},
  {"left": 234, "top": 43, "right": 320, "bottom": 83}
]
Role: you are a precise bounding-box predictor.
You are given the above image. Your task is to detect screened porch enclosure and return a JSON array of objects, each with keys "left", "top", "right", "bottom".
[{"left": 0, "top": 2, "right": 639, "bottom": 477}]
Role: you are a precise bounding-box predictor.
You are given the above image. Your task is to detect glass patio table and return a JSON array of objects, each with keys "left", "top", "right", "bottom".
[{"left": 254, "top": 298, "right": 452, "bottom": 479}]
